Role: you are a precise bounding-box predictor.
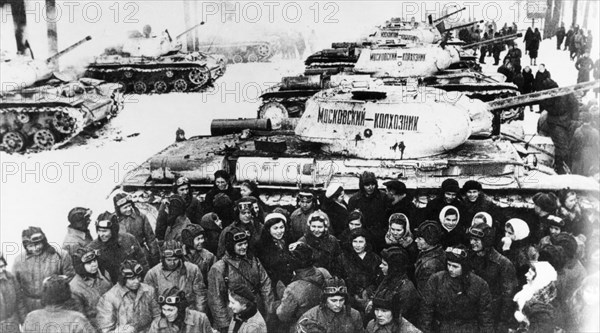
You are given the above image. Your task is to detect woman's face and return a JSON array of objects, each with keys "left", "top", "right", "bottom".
[
  {"left": 84, "top": 259, "right": 99, "bottom": 274},
  {"left": 564, "top": 193, "right": 577, "bottom": 210},
  {"left": 161, "top": 304, "right": 178, "bottom": 322},
  {"left": 505, "top": 224, "right": 516, "bottom": 241},
  {"left": 269, "top": 221, "right": 285, "bottom": 240},
  {"left": 389, "top": 223, "right": 405, "bottom": 239},
  {"left": 239, "top": 209, "right": 253, "bottom": 223},
  {"left": 228, "top": 294, "right": 246, "bottom": 314},
  {"left": 310, "top": 221, "right": 326, "bottom": 237},
  {"left": 240, "top": 185, "right": 252, "bottom": 197},
  {"left": 525, "top": 267, "right": 537, "bottom": 284},
  {"left": 352, "top": 236, "right": 367, "bottom": 254},
  {"left": 348, "top": 219, "right": 362, "bottom": 230},
  {"left": 215, "top": 177, "right": 228, "bottom": 191},
  {"left": 379, "top": 259, "right": 389, "bottom": 276}
]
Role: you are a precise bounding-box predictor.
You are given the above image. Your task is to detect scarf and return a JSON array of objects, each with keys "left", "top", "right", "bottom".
[{"left": 232, "top": 304, "right": 258, "bottom": 333}]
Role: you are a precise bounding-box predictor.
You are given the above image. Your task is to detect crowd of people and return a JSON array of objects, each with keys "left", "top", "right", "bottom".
[{"left": 1, "top": 170, "right": 598, "bottom": 333}]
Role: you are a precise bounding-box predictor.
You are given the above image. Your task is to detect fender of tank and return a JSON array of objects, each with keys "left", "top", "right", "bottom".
[{"left": 85, "top": 51, "right": 226, "bottom": 94}]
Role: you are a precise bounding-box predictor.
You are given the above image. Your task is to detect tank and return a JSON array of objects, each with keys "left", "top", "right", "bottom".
[
  {"left": 85, "top": 23, "right": 227, "bottom": 94},
  {"left": 0, "top": 37, "right": 123, "bottom": 153},
  {"left": 259, "top": 33, "right": 522, "bottom": 127},
  {"left": 116, "top": 80, "right": 600, "bottom": 210},
  {"left": 196, "top": 39, "right": 277, "bottom": 64}
]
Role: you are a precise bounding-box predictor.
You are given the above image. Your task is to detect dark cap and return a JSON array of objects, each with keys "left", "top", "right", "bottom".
[
  {"left": 383, "top": 180, "right": 407, "bottom": 195},
  {"left": 68, "top": 207, "right": 92, "bottom": 226}
]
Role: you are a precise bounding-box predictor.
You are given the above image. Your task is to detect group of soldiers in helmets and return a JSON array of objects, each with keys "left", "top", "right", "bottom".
[{"left": 1, "top": 169, "right": 598, "bottom": 333}]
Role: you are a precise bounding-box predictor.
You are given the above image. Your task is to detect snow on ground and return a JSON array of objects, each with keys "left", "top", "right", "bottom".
[{"left": 1, "top": 36, "right": 597, "bottom": 267}]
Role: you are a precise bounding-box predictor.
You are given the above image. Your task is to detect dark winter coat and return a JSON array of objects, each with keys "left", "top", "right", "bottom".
[
  {"left": 144, "top": 261, "right": 207, "bottom": 312},
  {"left": 575, "top": 55, "right": 594, "bottom": 83},
  {"left": 440, "top": 225, "right": 468, "bottom": 248},
  {"left": 420, "top": 271, "right": 494, "bottom": 333},
  {"left": 276, "top": 267, "right": 331, "bottom": 332},
  {"left": 203, "top": 186, "right": 241, "bottom": 217},
  {"left": 184, "top": 248, "right": 216, "bottom": 287},
  {"left": 385, "top": 196, "right": 414, "bottom": 222},
  {"left": 217, "top": 220, "right": 263, "bottom": 259},
  {"left": 257, "top": 237, "right": 294, "bottom": 286},
  {"left": 96, "top": 282, "right": 161, "bottom": 333},
  {"left": 164, "top": 215, "right": 191, "bottom": 243},
  {"left": 148, "top": 308, "right": 213, "bottom": 333},
  {"left": 414, "top": 245, "right": 446, "bottom": 292},
  {"left": 88, "top": 231, "right": 149, "bottom": 284},
  {"left": 501, "top": 239, "right": 533, "bottom": 288},
  {"left": 521, "top": 69, "right": 534, "bottom": 94},
  {"left": 373, "top": 273, "right": 420, "bottom": 328},
  {"left": 462, "top": 194, "right": 500, "bottom": 226},
  {"left": 556, "top": 27, "right": 566, "bottom": 42},
  {"left": 321, "top": 199, "right": 349, "bottom": 237},
  {"left": 12, "top": 247, "right": 75, "bottom": 313},
  {"left": 118, "top": 209, "right": 160, "bottom": 265},
  {"left": 299, "top": 305, "right": 363, "bottom": 333},
  {"left": 0, "top": 271, "right": 27, "bottom": 332},
  {"left": 533, "top": 70, "right": 551, "bottom": 91},
  {"left": 348, "top": 189, "right": 387, "bottom": 240},
  {"left": 517, "top": 283, "right": 557, "bottom": 333},
  {"left": 199, "top": 215, "right": 223, "bottom": 255},
  {"left": 207, "top": 253, "right": 274, "bottom": 330},
  {"left": 156, "top": 197, "right": 204, "bottom": 241},
  {"left": 340, "top": 250, "right": 381, "bottom": 304},
  {"left": 425, "top": 197, "right": 465, "bottom": 226},
  {"left": 23, "top": 305, "right": 95, "bottom": 333},
  {"left": 528, "top": 31, "right": 541, "bottom": 58},
  {"left": 298, "top": 233, "right": 343, "bottom": 278},
  {"left": 570, "top": 123, "right": 599, "bottom": 176},
  {"left": 470, "top": 248, "right": 517, "bottom": 326},
  {"left": 69, "top": 272, "right": 112, "bottom": 328},
  {"left": 289, "top": 207, "right": 317, "bottom": 242},
  {"left": 366, "top": 318, "right": 422, "bottom": 333}
]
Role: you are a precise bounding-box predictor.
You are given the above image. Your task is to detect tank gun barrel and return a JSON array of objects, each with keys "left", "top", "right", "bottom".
[
  {"left": 45, "top": 35, "right": 91, "bottom": 64},
  {"left": 176, "top": 22, "right": 205, "bottom": 40},
  {"left": 463, "top": 33, "right": 522, "bottom": 49},
  {"left": 433, "top": 7, "right": 466, "bottom": 23},
  {"left": 488, "top": 80, "right": 600, "bottom": 111},
  {"left": 445, "top": 20, "right": 484, "bottom": 31}
]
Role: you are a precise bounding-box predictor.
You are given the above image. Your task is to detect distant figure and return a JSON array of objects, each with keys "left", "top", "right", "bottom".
[
  {"left": 524, "top": 27, "right": 533, "bottom": 54},
  {"left": 176, "top": 128, "right": 186, "bottom": 142},
  {"left": 594, "top": 59, "right": 599, "bottom": 97},
  {"left": 492, "top": 32, "right": 505, "bottom": 65},
  {"left": 573, "top": 29, "right": 585, "bottom": 60},
  {"left": 585, "top": 30, "right": 593, "bottom": 53},
  {"left": 533, "top": 64, "right": 551, "bottom": 92},
  {"left": 143, "top": 24, "right": 153, "bottom": 38},
  {"left": 570, "top": 112, "right": 600, "bottom": 176},
  {"left": 528, "top": 28, "right": 542, "bottom": 66},
  {"left": 520, "top": 66, "right": 534, "bottom": 94},
  {"left": 556, "top": 22, "right": 566, "bottom": 50},
  {"left": 575, "top": 53, "right": 594, "bottom": 83}
]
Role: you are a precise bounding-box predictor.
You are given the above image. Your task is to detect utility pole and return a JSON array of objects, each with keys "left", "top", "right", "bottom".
[{"left": 46, "top": 0, "right": 58, "bottom": 68}]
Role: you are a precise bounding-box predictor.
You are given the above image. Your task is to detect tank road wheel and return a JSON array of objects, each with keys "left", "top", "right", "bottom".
[
  {"left": 32, "top": 129, "right": 56, "bottom": 150},
  {"left": 16, "top": 114, "right": 31, "bottom": 124},
  {"left": 52, "top": 111, "right": 77, "bottom": 134},
  {"left": 154, "top": 81, "right": 168, "bottom": 94},
  {"left": 246, "top": 52, "right": 259, "bottom": 63},
  {"left": 188, "top": 67, "right": 210, "bottom": 87},
  {"left": 232, "top": 53, "right": 244, "bottom": 64},
  {"left": 172, "top": 79, "right": 188, "bottom": 92},
  {"left": 2, "top": 131, "right": 26, "bottom": 152},
  {"left": 133, "top": 81, "right": 147, "bottom": 94},
  {"left": 257, "top": 44, "right": 271, "bottom": 58}
]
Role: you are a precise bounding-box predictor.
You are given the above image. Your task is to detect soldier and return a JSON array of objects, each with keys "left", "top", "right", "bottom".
[
  {"left": 420, "top": 245, "right": 493, "bottom": 333},
  {"left": 208, "top": 227, "right": 274, "bottom": 333},
  {"left": 62, "top": 207, "right": 93, "bottom": 256},
  {"left": 148, "top": 286, "right": 213, "bottom": 333},
  {"left": 217, "top": 197, "right": 264, "bottom": 258},
  {"left": 413, "top": 221, "right": 446, "bottom": 292},
  {"left": 298, "top": 277, "right": 363, "bottom": 333},
  {"left": 96, "top": 260, "right": 161, "bottom": 333},
  {"left": 348, "top": 171, "right": 387, "bottom": 248},
  {"left": 0, "top": 252, "right": 26, "bottom": 333},
  {"left": 69, "top": 248, "right": 112, "bottom": 329},
  {"left": 144, "top": 240, "right": 207, "bottom": 313},
  {"left": 228, "top": 284, "right": 268, "bottom": 333},
  {"left": 320, "top": 183, "right": 348, "bottom": 237},
  {"left": 424, "top": 178, "right": 464, "bottom": 226},
  {"left": 290, "top": 189, "right": 319, "bottom": 241},
  {"left": 113, "top": 193, "right": 160, "bottom": 266},
  {"left": 181, "top": 224, "right": 216, "bottom": 287},
  {"left": 163, "top": 195, "right": 192, "bottom": 242},
  {"left": 467, "top": 223, "right": 517, "bottom": 332},
  {"left": 88, "top": 212, "right": 149, "bottom": 284},
  {"left": 13, "top": 226, "right": 75, "bottom": 314},
  {"left": 203, "top": 170, "right": 241, "bottom": 216},
  {"left": 383, "top": 180, "right": 412, "bottom": 220},
  {"left": 156, "top": 176, "right": 204, "bottom": 241},
  {"left": 366, "top": 292, "right": 421, "bottom": 333},
  {"left": 22, "top": 275, "right": 95, "bottom": 333}
]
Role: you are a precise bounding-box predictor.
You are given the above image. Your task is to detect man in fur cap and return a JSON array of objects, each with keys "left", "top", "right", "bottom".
[
  {"left": 348, "top": 171, "right": 387, "bottom": 249},
  {"left": 13, "top": 226, "right": 74, "bottom": 313},
  {"left": 413, "top": 221, "right": 446, "bottom": 292}
]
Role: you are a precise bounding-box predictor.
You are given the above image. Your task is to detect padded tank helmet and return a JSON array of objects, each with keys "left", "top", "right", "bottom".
[{"left": 118, "top": 259, "right": 144, "bottom": 285}]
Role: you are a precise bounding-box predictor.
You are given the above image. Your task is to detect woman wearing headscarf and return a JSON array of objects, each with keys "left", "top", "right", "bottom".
[
  {"left": 297, "top": 211, "right": 343, "bottom": 278},
  {"left": 501, "top": 218, "right": 534, "bottom": 287},
  {"left": 513, "top": 261, "right": 558, "bottom": 332},
  {"left": 257, "top": 213, "right": 294, "bottom": 287},
  {"left": 383, "top": 213, "right": 417, "bottom": 279},
  {"left": 339, "top": 228, "right": 381, "bottom": 311},
  {"left": 438, "top": 205, "right": 468, "bottom": 247}
]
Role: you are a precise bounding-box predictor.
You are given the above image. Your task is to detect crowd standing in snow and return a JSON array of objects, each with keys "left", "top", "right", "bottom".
[{"left": 1, "top": 171, "right": 599, "bottom": 333}]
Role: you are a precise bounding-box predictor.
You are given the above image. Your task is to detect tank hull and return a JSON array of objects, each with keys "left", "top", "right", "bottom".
[{"left": 197, "top": 41, "right": 276, "bottom": 64}]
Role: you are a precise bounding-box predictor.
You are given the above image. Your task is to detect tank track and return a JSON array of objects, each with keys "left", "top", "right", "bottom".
[
  {"left": 85, "top": 64, "right": 217, "bottom": 94},
  {"left": 199, "top": 43, "right": 274, "bottom": 64},
  {"left": 0, "top": 105, "right": 85, "bottom": 152}
]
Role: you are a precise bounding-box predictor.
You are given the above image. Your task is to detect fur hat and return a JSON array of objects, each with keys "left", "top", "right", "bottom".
[
  {"left": 168, "top": 195, "right": 187, "bottom": 217},
  {"left": 383, "top": 180, "right": 407, "bottom": 195},
  {"left": 213, "top": 170, "right": 230, "bottom": 183},
  {"left": 359, "top": 171, "right": 378, "bottom": 189},
  {"left": 380, "top": 246, "right": 410, "bottom": 275},
  {"left": 543, "top": 215, "right": 565, "bottom": 229},
  {"left": 462, "top": 180, "right": 482, "bottom": 192},
  {"left": 441, "top": 178, "right": 460, "bottom": 194},
  {"left": 532, "top": 192, "right": 558, "bottom": 213},
  {"left": 550, "top": 232, "right": 578, "bottom": 260},
  {"left": 68, "top": 207, "right": 92, "bottom": 226},
  {"left": 468, "top": 222, "right": 495, "bottom": 249},
  {"left": 118, "top": 259, "right": 143, "bottom": 285},
  {"left": 201, "top": 212, "right": 219, "bottom": 225},
  {"left": 372, "top": 292, "right": 400, "bottom": 319},
  {"left": 348, "top": 210, "right": 363, "bottom": 223},
  {"left": 225, "top": 227, "right": 249, "bottom": 256},
  {"left": 538, "top": 244, "right": 566, "bottom": 271},
  {"left": 325, "top": 183, "right": 344, "bottom": 199},
  {"left": 229, "top": 283, "right": 256, "bottom": 305},
  {"left": 290, "top": 242, "right": 315, "bottom": 270},
  {"left": 181, "top": 224, "right": 205, "bottom": 248},
  {"left": 414, "top": 220, "right": 443, "bottom": 245},
  {"left": 213, "top": 193, "right": 232, "bottom": 209},
  {"left": 506, "top": 218, "right": 530, "bottom": 241},
  {"left": 41, "top": 275, "right": 72, "bottom": 306}
]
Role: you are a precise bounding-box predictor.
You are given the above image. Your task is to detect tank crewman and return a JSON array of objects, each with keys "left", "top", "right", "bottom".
[
  {"left": 163, "top": 195, "right": 192, "bottom": 242},
  {"left": 88, "top": 212, "right": 149, "bottom": 284},
  {"left": 208, "top": 227, "right": 274, "bottom": 333},
  {"left": 227, "top": 284, "right": 268, "bottom": 333},
  {"left": 148, "top": 286, "right": 213, "bottom": 333},
  {"left": 414, "top": 221, "right": 446, "bottom": 292},
  {"left": 69, "top": 247, "right": 112, "bottom": 329},
  {"left": 13, "top": 226, "right": 75, "bottom": 314},
  {"left": 156, "top": 176, "right": 204, "bottom": 241},
  {"left": 62, "top": 207, "right": 94, "bottom": 257},
  {"left": 217, "top": 197, "right": 264, "bottom": 258},
  {"left": 425, "top": 178, "right": 464, "bottom": 225},
  {"left": 290, "top": 189, "right": 319, "bottom": 241},
  {"left": 468, "top": 223, "right": 517, "bottom": 332},
  {"left": 22, "top": 275, "right": 96, "bottom": 333},
  {"left": 348, "top": 171, "right": 388, "bottom": 249},
  {"left": 0, "top": 252, "right": 27, "bottom": 333},
  {"left": 144, "top": 240, "right": 207, "bottom": 313},
  {"left": 114, "top": 192, "right": 160, "bottom": 266},
  {"left": 320, "top": 183, "right": 349, "bottom": 237},
  {"left": 420, "top": 245, "right": 493, "bottom": 333},
  {"left": 297, "top": 277, "right": 363, "bottom": 333},
  {"left": 181, "top": 224, "right": 216, "bottom": 287},
  {"left": 97, "top": 259, "right": 161, "bottom": 333}
]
